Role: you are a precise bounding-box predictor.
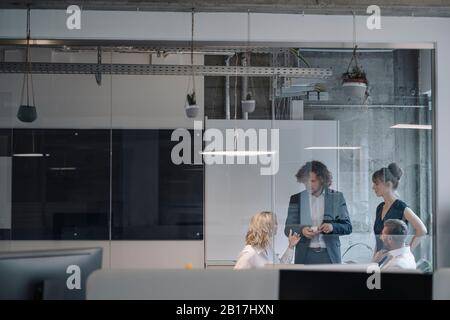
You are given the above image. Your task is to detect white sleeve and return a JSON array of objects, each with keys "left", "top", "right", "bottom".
[
  {"left": 234, "top": 250, "right": 255, "bottom": 269},
  {"left": 279, "top": 247, "right": 294, "bottom": 264}
]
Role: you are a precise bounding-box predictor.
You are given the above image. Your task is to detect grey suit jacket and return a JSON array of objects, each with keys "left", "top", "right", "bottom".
[{"left": 284, "top": 188, "right": 352, "bottom": 264}]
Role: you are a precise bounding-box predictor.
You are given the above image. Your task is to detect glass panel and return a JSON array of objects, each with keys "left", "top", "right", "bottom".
[
  {"left": 204, "top": 48, "right": 433, "bottom": 273},
  {"left": 0, "top": 47, "right": 113, "bottom": 271},
  {"left": 11, "top": 129, "right": 110, "bottom": 240},
  {"left": 0, "top": 44, "right": 435, "bottom": 275},
  {"left": 111, "top": 129, "right": 203, "bottom": 240},
  {"left": 0, "top": 129, "right": 12, "bottom": 240}
]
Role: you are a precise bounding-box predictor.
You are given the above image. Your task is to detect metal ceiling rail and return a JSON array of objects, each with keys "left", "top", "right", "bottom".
[
  {"left": 0, "top": 62, "right": 332, "bottom": 78},
  {"left": 0, "top": 39, "right": 435, "bottom": 50}
]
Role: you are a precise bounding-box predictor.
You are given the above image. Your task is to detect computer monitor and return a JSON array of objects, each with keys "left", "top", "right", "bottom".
[
  {"left": 279, "top": 269, "right": 432, "bottom": 299},
  {"left": 0, "top": 247, "right": 102, "bottom": 300}
]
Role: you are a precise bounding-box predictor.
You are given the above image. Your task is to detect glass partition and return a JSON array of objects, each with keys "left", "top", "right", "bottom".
[
  {"left": 0, "top": 47, "right": 113, "bottom": 270},
  {"left": 204, "top": 48, "right": 433, "bottom": 273},
  {"left": 0, "top": 44, "right": 434, "bottom": 275}
]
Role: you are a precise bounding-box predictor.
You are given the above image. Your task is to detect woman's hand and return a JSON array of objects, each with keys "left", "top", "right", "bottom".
[
  {"left": 288, "top": 229, "right": 301, "bottom": 249},
  {"left": 403, "top": 207, "right": 428, "bottom": 250}
]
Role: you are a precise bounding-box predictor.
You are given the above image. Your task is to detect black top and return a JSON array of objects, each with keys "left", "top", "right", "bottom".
[{"left": 373, "top": 199, "right": 408, "bottom": 252}]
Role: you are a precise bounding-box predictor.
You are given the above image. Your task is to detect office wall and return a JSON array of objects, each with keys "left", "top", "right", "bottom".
[
  {"left": 0, "top": 240, "right": 204, "bottom": 269},
  {"left": 1, "top": 10, "right": 450, "bottom": 267}
]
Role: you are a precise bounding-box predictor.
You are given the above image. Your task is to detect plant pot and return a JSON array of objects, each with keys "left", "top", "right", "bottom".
[
  {"left": 241, "top": 99, "right": 256, "bottom": 113},
  {"left": 185, "top": 102, "right": 200, "bottom": 118},
  {"left": 342, "top": 81, "right": 368, "bottom": 102},
  {"left": 17, "top": 104, "right": 37, "bottom": 123}
]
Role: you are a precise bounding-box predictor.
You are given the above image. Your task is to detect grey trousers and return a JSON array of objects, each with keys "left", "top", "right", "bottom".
[{"left": 304, "top": 248, "right": 332, "bottom": 264}]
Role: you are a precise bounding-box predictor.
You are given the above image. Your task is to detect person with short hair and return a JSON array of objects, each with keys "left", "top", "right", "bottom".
[
  {"left": 234, "top": 211, "right": 300, "bottom": 269},
  {"left": 284, "top": 161, "right": 352, "bottom": 264},
  {"left": 375, "top": 219, "right": 416, "bottom": 270}
]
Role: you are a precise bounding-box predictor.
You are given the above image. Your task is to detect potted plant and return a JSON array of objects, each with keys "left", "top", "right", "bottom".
[
  {"left": 185, "top": 10, "right": 200, "bottom": 119},
  {"left": 241, "top": 92, "right": 256, "bottom": 113},
  {"left": 342, "top": 46, "right": 369, "bottom": 102},
  {"left": 18, "top": 7, "right": 37, "bottom": 123},
  {"left": 185, "top": 91, "right": 199, "bottom": 118}
]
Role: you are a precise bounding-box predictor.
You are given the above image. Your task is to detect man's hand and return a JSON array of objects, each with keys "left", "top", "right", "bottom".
[
  {"left": 319, "top": 223, "right": 333, "bottom": 234},
  {"left": 302, "top": 227, "right": 319, "bottom": 239},
  {"left": 372, "top": 249, "right": 388, "bottom": 263}
]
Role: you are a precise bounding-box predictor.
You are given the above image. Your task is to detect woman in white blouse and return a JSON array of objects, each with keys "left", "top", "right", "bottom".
[{"left": 234, "top": 211, "right": 301, "bottom": 269}]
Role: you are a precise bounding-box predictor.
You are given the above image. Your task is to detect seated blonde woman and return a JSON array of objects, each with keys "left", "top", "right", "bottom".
[{"left": 234, "top": 211, "right": 301, "bottom": 269}]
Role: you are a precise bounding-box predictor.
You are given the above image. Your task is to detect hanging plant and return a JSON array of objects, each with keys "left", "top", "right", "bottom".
[
  {"left": 342, "top": 65, "right": 368, "bottom": 84},
  {"left": 17, "top": 6, "right": 37, "bottom": 123},
  {"left": 240, "top": 11, "right": 256, "bottom": 115},
  {"left": 185, "top": 9, "right": 199, "bottom": 118},
  {"left": 342, "top": 46, "right": 368, "bottom": 84},
  {"left": 185, "top": 85, "right": 199, "bottom": 118},
  {"left": 241, "top": 91, "right": 255, "bottom": 113},
  {"left": 186, "top": 91, "right": 197, "bottom": 106},
  {"left": 342, "top": 45, "right": 369, "bottom": 102}
]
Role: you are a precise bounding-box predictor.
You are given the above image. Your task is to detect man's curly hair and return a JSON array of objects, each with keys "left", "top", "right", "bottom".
[{"left": 295, "top": 160, "right": 332, "bottom": 187}]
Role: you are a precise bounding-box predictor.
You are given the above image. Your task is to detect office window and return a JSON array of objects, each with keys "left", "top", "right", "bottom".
[
  {"left": 111, "top": 129, "right": 204, "bottom": 240},
  {"left": 204, "top": 49, "right": 433, "bottom": 271},
  {"left": 6, "top": 129, "right": 204, "bottom": 240},
  {"left": 0, "top": 129, "right": 12, "bottom": 240},
  {"left": 11, "top": 129, "right": 110, "bottom": 240},
  {"left": 0, "top": 44, "right": 434, "bottom": 271}
]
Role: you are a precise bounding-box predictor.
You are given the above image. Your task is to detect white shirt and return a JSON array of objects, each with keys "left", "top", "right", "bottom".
[
  {"left": 380, "top": 246, "right": 416, "bottom": 271},
  {"left": 309, "top": 191, "right": 327, "bottom": 248},
  {"left": 233, "top": 245, "right": 294, "bottom": 269}
]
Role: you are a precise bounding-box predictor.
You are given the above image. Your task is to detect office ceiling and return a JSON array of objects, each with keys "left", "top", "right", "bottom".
[{"left": 1, "top": 0, "right": 450, "bottom": 17}]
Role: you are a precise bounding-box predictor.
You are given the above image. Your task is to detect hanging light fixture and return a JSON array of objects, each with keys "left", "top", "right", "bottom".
[
  {"left": 17, "top": 6, "right": 37, "bottom": 123},
  {"left": 13, "top": 130, "right": 46, "bottom": 157}
]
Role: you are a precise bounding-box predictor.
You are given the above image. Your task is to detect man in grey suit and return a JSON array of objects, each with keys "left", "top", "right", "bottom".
[{"left": 284, "top": 161, "right": 352, "bottom": 264}]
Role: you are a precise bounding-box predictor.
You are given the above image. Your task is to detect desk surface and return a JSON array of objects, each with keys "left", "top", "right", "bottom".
[{"left": 265, "top": 263, "right": 376, "bottom": 272}]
